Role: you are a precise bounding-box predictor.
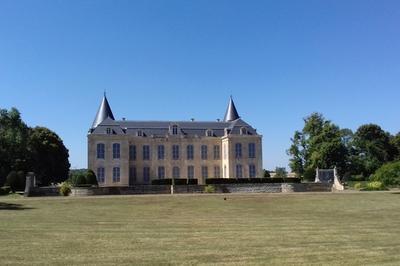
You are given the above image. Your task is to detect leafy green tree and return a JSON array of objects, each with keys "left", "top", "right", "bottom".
[
  {"left": 86, "top": 170, "right": 98, "bottom": 186},
  {"left": 0, "top": 108, "right": 29, "bottom": 186},
  {"left": 274, "top": 167, "right": 287, "bottom": 178},
  {"left": 391, "top": 132, "right": 400, "bottom": 160},
  {"left": 370, "top": 160, "right": 400, "bottom": 187},
  {"left": 28, "top": 127, "right": 70, "bottom": 185},
  {"left": 287, "top": 113, "right": 348, "bottom": 180},
  {"left": 351, "top": 124, "right": 397, "bottom": 178},
  {"left": 263, "top": 169, "right": 271, "bottom": 178}
]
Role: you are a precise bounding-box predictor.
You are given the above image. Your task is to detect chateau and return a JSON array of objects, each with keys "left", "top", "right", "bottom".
[{"left": 88, "top": 95, "right": 263, "bottom": 186}]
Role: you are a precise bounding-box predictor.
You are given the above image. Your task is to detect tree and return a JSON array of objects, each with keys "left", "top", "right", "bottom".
[
  {"left": 28, "top": 127, "right": 70, "bottom": 185},
  {"left": 370, "top": 160, "right": 400, "bottom": 187},
  {"left": 0, "top": 108, "right": 30, "bottom": 186},
  {"left": 86, "top": 170, "right": 98, "bottom": 186},
  {"left": 351, "top": 124, "right": 397, "bottom": 178},
  {"left": 263, "top": 169, "right": 271, "bottom": 178},
  {"left": 391, "top": 132, "right": 400, "bottom": 160},
  {"left": 274, "top": 167, "right": 287, "bottom": 178},
  {"left": 287, "top": 113, "right": 348, "bottom": 180}
]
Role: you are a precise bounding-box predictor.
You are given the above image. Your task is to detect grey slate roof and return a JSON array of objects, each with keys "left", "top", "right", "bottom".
[
  {"left": 223, "top": 97, "right": 240, "bottom": 122},
  {"left": 90, "top": 95, "right": 259, "bottom": 137},
  {"left": 92, "top": 94, "right": 115, "bottom": 128}
]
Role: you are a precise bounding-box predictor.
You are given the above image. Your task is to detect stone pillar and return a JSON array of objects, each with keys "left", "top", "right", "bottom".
[{"left": 24, "top": 172, "right": 36, "bottom": 197}]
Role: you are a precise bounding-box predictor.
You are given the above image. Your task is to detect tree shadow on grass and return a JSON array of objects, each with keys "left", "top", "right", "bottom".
[{"left": 0, "top": 202, "right": 34, "bottom": 210}]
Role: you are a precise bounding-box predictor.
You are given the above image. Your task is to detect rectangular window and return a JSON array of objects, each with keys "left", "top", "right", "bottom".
[
  {"left": 172, "top": 167, "right": 180, "bottom": 178},
  {"left": 201, "top": 166, "right": 208, "bottom": 179},
  {"left": 143, "top": 167, "right": 150, "bottom": 183},
  {"left": 113, "top": 167, "right": 120, "bottom": 182},
  {"left": 143, "top": 145, "right": 150, "bottom": 160},
  {"left": 157, "top": 145, "right": 165, "bottom": 160},
  {"left": 172, "top": 145, "right": 179, "bottom": 160},
  {"left": 97, "top": 143, "right": 105, "bottom": 159},
  {"left": 236, "top": 164, "right": 243, "bottom": 178},
  {"left": 213, "top": 145, "right": 220, "bottom": 160},
  {"left": 187, "top": 145, "right": 194, "bottom": 160},
  {"left": 129, "top": 145, "right": 136, "bottom": 161},
  {"left": 158, "top": 166, "right": 165, "bottom": 179},
  {"left": 249, "top": 164, "right": 256, "bottom": 178},
  {"left": 248, "top": 143, "right": 256, "bottom": 158},
  {"left": 187, "top": 166, "right": 194, "bottom": 179},
  {"left": 97, "top": 167, "right": 105, "bottom": 183},
  {"left": 129, "top": 167, "right": 136, "bottom": 185},
  {"left": 214, "top": 166, "right": 220, "bottom": 178},
  {"left": 235, "top": 143, "right": 242, "bottom": 159},
  {"left": 112, "top": 143, "right": 120, "bottom": 159},
  {"left": 201, "top": 145, "right": 208, "bottom": 160}
]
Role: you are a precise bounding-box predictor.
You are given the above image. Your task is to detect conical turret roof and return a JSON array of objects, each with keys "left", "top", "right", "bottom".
[
  {"left": 92, "top": 94, "right": 115, "bottom": 128},
  {"left": 223, "top": 96, "right": 240, "bottom": 122}
]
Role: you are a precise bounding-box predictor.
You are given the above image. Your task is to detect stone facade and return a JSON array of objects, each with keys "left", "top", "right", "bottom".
[{"left": 88, "top": 95, "right": 263, "bottom": 186}]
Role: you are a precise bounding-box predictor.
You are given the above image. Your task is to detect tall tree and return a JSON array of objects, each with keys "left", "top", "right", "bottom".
[
  {"left": 390, "top": 132, "right": 400, "bottom": 160},
  {"left": 351, "top": 124, "right": 397, "bottom": 177},
  {"left": 287, "top": 113, "right": 348, "bottom": 180},
  {"left": 28, "top": 127, "right": 70, "bottom": 185},
  {"left": 0, "top": 108, "right": 30, "bottom": 186}
]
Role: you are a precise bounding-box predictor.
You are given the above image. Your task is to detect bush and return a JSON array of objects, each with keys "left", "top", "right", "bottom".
[
  {"left": 151, "top": 178, "right": 190, "bottom": 185},
  {"left": 364, "top": 181, "right": 386, "bottom": 191},
  {"left": 187, "top": 179, "right": 198, "bottom": 185},
  {"left": 0, "top": 186, "right": 11, "bottom": 195},
  {"left": 370, "top": 160, "right": 400, "bottom": 187},
  {"left": 86, "top": 170, "right": 98, "bottom": 186},
  {"left": 204, "top": 185, "right": 216, "bottom": 193},
  {"left": 6, "top": 171, "right": 26, "bottom": 192},
  {"left": 59, "top": 182, "right": 72, "bottom": 196},
  {"left": 353, "top": 182, "right": 362, "bottom": 190}
]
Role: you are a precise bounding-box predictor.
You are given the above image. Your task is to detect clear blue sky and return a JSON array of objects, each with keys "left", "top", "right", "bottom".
[{"left": 1, "top": 0, "right": 399, "bottom": 170}]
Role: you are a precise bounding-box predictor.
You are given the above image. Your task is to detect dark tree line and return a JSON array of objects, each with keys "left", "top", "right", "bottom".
[
  {"left": 0, "top": 107, "right": 70, "bottom": 188},
  {"left": 288, "top": 113, "right": 400, "bottom": 180}
]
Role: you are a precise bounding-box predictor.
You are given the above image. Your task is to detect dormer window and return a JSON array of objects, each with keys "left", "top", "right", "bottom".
[
  {"left": 240, "top": 127, "right": 247, "bottom": 135},
  {"left": 171, "top": 125, "right": 178, "bottom": 135},
  {"left": 224, "top": 128, "right": 231, "bottom": 136},
  {"left": 137, "top": 130, "right": 143, "bottom": 137},
  {"left": 206, "top": 129, "right": 213, "bottom": 137},
  {"left": 106, "top": 128, "right": 111, "bottom": 135}
]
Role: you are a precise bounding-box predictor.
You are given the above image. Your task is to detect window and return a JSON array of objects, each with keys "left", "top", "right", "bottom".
[
  {"left": 249, "top": 164, "right": 256, "bottom": 178},
  {"left": 206, "top": 129, "right": 213, "bottom": 137},
  {"left": 213, "top": 145, "right": 220, "bottom": 160},
  {"left": 129, "top": 167, "right": 136, "bottom": 185},
  {"left": 187, "top": 166, "right": 194, "bottom": 179},
  {"left": 106, "top": 128, "right": 111, "bottom": 134},
  {"left": 143, "top": 167, "right": 150, "bottom": 183},
  {"left": 240, "top": 127, "right": 247, "bottom": 135},
  {"left": 129, "top": 145, "right": 136, "bottom": 161},
  {"left": 187, "top": 145, "right": 194, "bottom": 160},
  {"left": 172, "top": 125, "right": 178, "bottom": 135},
  {"left": 172, "top": 145, "right": 179, "bottom": 160},
  {"left": 201, "top": 166, "right": 208, "bottom": 179},
  {"left": 143, "top": 145, "right": 150, "bottom": 160},
  {"left": 235, "top": 143, "right": 242, "bottom": 159},
  {"left": 158, "top": 166, "right": 165, "bottom": 179},
  {"left": 157, "top": 145, "right": 165, "bottom": 160},
  {"left": 249, "top": 143, "right": 256, "bottom": 158},
  {"left": 97, "top": 167, "right": 105, "bottom": 183},
  {"left": 214, "top": 166, "right": 220, "bottom": 178},
  {"left": 113, "top": 167, "right": 120, "bottom": 182},
  {"left": 201, "top": 145, "right": 208, "bottom": 160},
  {"left": 97, "top": 143, "right": 105, "bottom": 159},
  {"left": 172, "top": 167, "right": 180, "bottom": 178},
  {"left": 137, "top": 130, "right": 143, "bottom": 137},
  {"left": 236, "top": 164, "right": 243, "bottom": 178},
  {"left": 113, "top": 143, "right": 120, "bottom": 159}
]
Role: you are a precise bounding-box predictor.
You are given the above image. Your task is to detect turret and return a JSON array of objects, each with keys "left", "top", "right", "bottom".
[
  {"left": 223, "top": 96, "right": 240, "bottom": 122},
  {"left": 92, "top": 93, "right": 115, "bottom": 128}
]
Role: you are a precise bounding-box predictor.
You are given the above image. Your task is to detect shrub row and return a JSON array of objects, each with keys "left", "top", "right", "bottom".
[
  {"left": 205, "top": 178, "right": 301, "bottom": 184},
  {"left": 151, "top": 179, "right": 198, "bottom": 185}
]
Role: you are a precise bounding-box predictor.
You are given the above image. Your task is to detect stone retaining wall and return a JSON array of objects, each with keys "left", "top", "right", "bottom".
[{"left": 25, "top": 183, "right": 333, "bottom": 197}]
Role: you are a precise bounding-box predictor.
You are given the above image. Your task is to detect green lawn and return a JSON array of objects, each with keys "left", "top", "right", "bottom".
[{"left": 1, "top": 192, "right": 400, "bottom": 265}]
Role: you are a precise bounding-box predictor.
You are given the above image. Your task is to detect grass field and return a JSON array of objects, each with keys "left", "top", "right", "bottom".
[{"left": 1, "top": 192, "right": 400, "bottom": 265}]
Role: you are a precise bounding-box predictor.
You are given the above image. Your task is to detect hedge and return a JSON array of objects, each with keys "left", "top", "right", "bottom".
[
  {"left": 151, "top": 179, "right": 198, "bottom": 185},
  {"left": 205, "top": 177, "right": 301, "bottom": 185}
]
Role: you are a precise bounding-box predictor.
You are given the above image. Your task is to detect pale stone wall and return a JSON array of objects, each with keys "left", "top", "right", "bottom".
[{"left": 88, "top": 133, "right": 263, "bottom": 186}]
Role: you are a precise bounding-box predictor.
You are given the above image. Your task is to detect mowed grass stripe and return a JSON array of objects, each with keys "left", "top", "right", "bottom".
[{"left": 0, "top": 193, "right": 400, "bottom": 265}]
